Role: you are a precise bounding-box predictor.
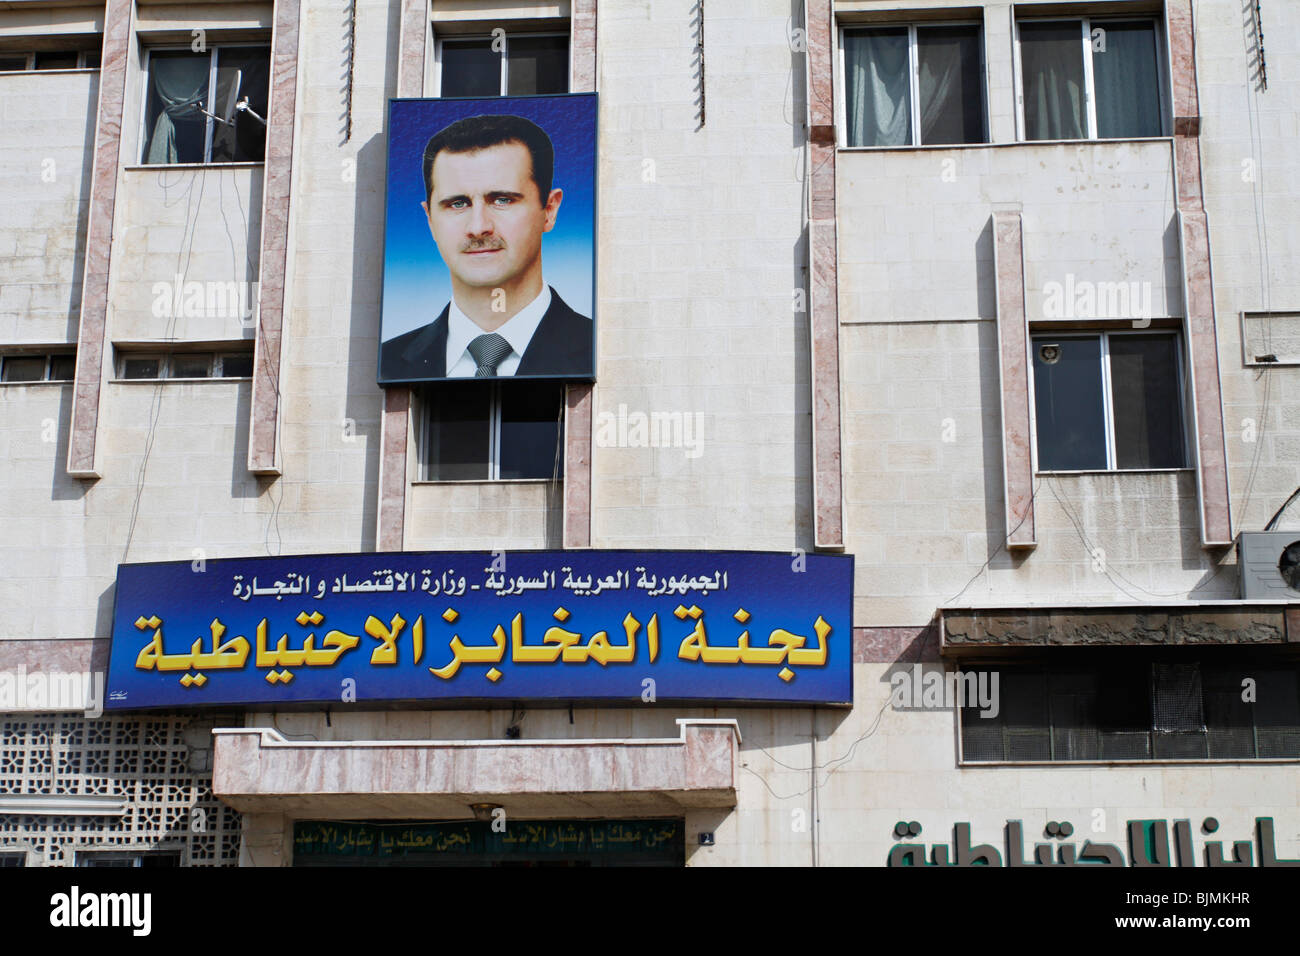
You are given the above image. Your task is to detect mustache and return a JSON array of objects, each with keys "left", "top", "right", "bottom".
[{"left": 461, "top": 238, "right": 506, "bottom": 253}]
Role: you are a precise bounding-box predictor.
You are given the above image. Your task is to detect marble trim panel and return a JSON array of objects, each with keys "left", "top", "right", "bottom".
[
  {"left": 563, "top": 3, "right": 597, "bottom": 548},
  {"left": 808, "top": 0, "right": 844, "bottom": 550},
  {"left": 375, "top": 0, "right": 430, "bottom": 550},
  {"left": 1168, "top": 0, "right": 1231, "bottom": 547},
  {"left": 992, "top": 210, "right": 1036, "bottom": 548},
  {"left": 66, "top": 0, "right": 133, "bottom": 478},
  {"left": 247, "top": 0, "right": 303, "bottom": 475}
]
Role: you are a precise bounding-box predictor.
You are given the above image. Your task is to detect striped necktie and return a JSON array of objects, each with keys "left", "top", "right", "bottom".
[{"left": 467, "top": 333, "right": 513, "bottom": 377}]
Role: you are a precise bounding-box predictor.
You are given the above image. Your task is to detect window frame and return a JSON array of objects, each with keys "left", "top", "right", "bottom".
[
  {"left": 0, "top": 50, "right": 100, "bottom": 72},
  {"left": 958, "top": 658, "right": 1300, "bottom": 765},
  {"left": 417, "top": 383, "right": 565, "bottom": 483},
  {"left": 73, "top": 849, "right": 184, "bottom": 867},
  {"left": 1028, "top": 328, "right": 1192, "bottom": 474},
  {"left": 0, "top": 349, "right": 76, "bottom": 384},
  {"left": 432, "top": 31, "right": 571, "bottom": 97},
  {"left": 836, "top": 19, "right": 989, "bottom": 149},
  {"left": 114, "top": 348, "right": 254, "bottom": 381},
  {"left": 1013, "top": 14, "right": 1170, "bottom": 142},
  {"left": 137, "top": 43, "right": 271, "bottom": 165}
]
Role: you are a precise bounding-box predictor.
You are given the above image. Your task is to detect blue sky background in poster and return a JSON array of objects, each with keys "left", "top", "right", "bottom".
[
  {"left": 381, "top": 95, "right": 596, "bottom": 341},
  {"left": 106, "top": 551, "right": 853, "bottom": 708}
]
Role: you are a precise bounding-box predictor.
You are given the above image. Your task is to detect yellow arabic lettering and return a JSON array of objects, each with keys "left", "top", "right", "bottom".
[
  {"left": 365, "top": 612, "right": 406, "bottom": 665},
  {"left": 429, "top": 621, "right": 507, "bottom": 680}
]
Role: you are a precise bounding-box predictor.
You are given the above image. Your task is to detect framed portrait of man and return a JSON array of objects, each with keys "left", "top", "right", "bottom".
[{"left": 378, "top": 94, "right": 597, "bottom": 384}]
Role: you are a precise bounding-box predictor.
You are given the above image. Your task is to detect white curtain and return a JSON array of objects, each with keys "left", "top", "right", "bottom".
[
  {"left": 1021, "top": 23, "right": 1085, "bottom": 141},
  {"left": 918, "top": 34, "right": 961, "bottom": 144},
  {"left": 145, "top": 55, "right": 210, "bottom": 164},
  {"left": 1092, "top": 22, "right": 1161, "bottom": 138},
  {"left": 844, "top": 30, "right": 911, "bottom": 147}
]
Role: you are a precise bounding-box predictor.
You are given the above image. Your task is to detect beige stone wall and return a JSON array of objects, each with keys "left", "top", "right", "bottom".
[
  {"left": 1, "top": 0, "right": 1298, "bottom": 868},
  {"left": 0, "top": 69, "right": 98, "bottom": 345}
]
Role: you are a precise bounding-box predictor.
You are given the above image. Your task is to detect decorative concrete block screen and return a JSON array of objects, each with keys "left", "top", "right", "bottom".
[{"left": 0, "top": 715, "right": 239, "bottom": 866}]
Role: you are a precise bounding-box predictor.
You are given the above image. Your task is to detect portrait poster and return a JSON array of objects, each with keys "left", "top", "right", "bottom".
[{"left": 378, "top": 94, "right": 597, "bottom": 384}]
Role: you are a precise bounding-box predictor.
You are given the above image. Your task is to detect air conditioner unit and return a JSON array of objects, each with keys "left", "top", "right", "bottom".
[{"left": 1237, "top": 531, "right": 1300, "bottom": 599}]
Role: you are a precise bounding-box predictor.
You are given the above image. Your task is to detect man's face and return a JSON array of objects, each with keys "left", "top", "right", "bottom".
[{"left": 422, "top": 141, "right": 562, "bottom": 292}]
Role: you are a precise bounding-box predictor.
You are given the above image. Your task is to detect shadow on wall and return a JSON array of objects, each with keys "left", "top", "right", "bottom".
[
  {"left": 64, "top": 76, "right": 99, "bottom": 345},
  {"left": 974, "top": 314, "right": 1030, "bottom": 578},
  {"left": 343, "top": 129, "right": 386, "bottom": 551},
  {"left": 1241, "top": 0, "right": 1267, "bottom": 94},
  {"left": 50, "top": 386, "right": 88, "bottom": 503},
  {"left": 975, "top": 217, "right": 995, "bottom": 320}
]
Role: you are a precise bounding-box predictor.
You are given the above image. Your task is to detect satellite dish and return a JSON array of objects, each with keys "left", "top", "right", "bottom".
[{"left": 221, "top": 69, "right": 243, "bottom": 125}]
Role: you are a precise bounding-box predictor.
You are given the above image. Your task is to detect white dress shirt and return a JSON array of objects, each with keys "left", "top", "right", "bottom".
[{"left": 445, "top": 285, "right": 552, "bottom": 377}]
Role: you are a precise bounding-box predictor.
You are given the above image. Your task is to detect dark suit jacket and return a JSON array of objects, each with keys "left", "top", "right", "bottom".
[{"left": 379, "top": 286, "right": 593, "bottom": 382}]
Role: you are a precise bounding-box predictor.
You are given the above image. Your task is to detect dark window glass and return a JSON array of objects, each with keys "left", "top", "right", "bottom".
[
  {"left": 506, "top": 35, "right": 569, "bottom": 95},
  {"left": 1020, "top": 21, "right": 1086, "bottom": 140},
  {"left": 1002, "top": 671, "right": 1051, "bottom": 760},
  {"left": 917, "top": 25, "right": 984, "bottom": 145},
  {"left": 1109, "top": 334, "right": 1184, "bottom": 468},
  {"left": 219, "top": 353, "right": 254, "bottom": 377},
  {"left": 0, "top": 55, "right": 29, "bottom": 72},
  {"left": 1049, "top": 670, "right": 1100, "bottom": 760},
  {"left": 843, "top": 28, "right": 911, "bottom": 147},
  {"left": 1098, "top": 665, "right": 1153, "bottom": 758},
  {"left": 1152, "top": 662, "right": 1206, "bottom": 758},
  {"left": 172, "top": 353, "right": 213, "bottom": 378},
  {"left": 79, "top": 852, "right": 181, "bottom": 867},
  {"left": 1, "top": 356, "right": 46, "bottom": 382},
  {"left": 1255, "top": 669, "right": 1300, "bottom": 758},
  {"left": 34, "top": 51, "right": 79, "bottom": 70},
  {"left": 144, "top": 48, "right": 269, "bottom": 163},
  {"left": 965, "top": 658, "right": 1300, "bottom": 762},
  {"left": 143, "top": 51, "right": 210, "bottom": 163},
  {"left": 48, "top": 354, "right": 76, "bottom": 380},
  {"left": 425, "top": 382, "right": 491, "bottom": 480},
  {"left": 499, "top": 382, "right": 563, "bottom": 480},
  {"left": 82, "top": 50, "right": 101, "bottom": 69},
  {"left": 960, "top": 674, "right": 1003, "bottom": 761},
  {"left": 441, "top": 39, "right": 500, "bottom": 97},
  {"left": 1092, "top": 21, "right": 1162, "bottom": 138},
  {"left": 1033, "top": 336, "right": 1107, "bottom": 470},
  {"left": 123, "top": 357, "right": 162, "bottom": 380},
  {"left": 211, "top": 47, "right": 269, "bottom": 162},
  {"left": 1204, "top": 665, "right": 1257, "bottom": 759},
  {"left": 0, "top": 853, "right": 24, "bottom": 867}
]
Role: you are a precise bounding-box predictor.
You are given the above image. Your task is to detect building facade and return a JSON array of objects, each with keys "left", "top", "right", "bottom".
[{"left": 1, "top": 0, "right": 1299, "bottom": 867}]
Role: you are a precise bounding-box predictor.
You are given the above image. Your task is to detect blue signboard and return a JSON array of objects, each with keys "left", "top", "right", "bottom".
[{"left": 106, "top": 551, "right": 853, "bottom": 709}]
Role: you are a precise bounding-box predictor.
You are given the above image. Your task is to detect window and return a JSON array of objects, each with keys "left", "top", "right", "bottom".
[
  {"left": 1031, "top": 332, "right": 1187, "bottom": 471},
  {"left": 0, "top": 49, "right": 100, "bottom": 72},
  {"left": 841, "top": 23, "right": 986, "bottom": 147},
  {"left": 141, "top": 46, "right": 269, "bottom": 164},
  {"left": 418, "top": 29, "right": 571, "bottom": 482},
  {"left": 0, "top": 350, "right": 75, "bottom": 383},
  {"left": 961, "top": 657, "right": 1300, "bottom": 762},
  {"left": 1018, "top": 17, "right": 1166, "bottom": 140},
  {"left": 76, "top": 851, "right": 182, "bottom": 867},
  {"left": 0, "top": 852, "right": 26, "bottom": 867},
  {"left": 116, "top": 348, "right": 253, "bottom": 380},
  {"left": 435, "top": 33, "right": 569, "bottom": 96},
  {"left": 421, "top": 381, "right": 564, "bottom": 481}
]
